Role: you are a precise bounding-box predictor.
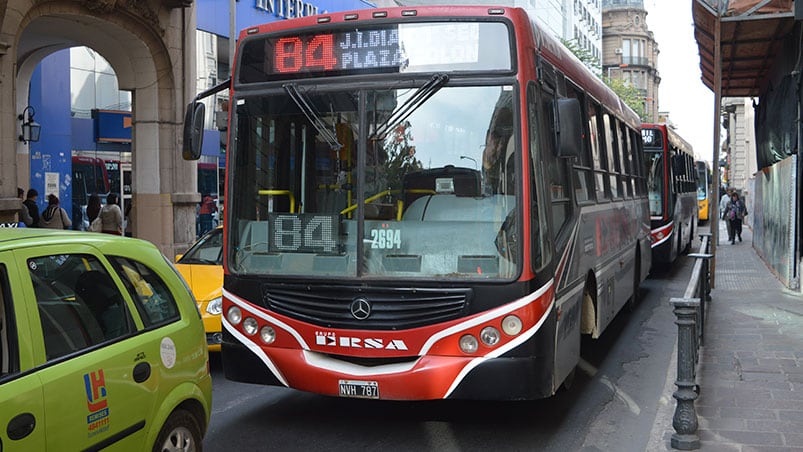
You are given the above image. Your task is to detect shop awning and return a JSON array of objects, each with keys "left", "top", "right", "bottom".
[{"left": 692, "top": 0, "right": 796, "bottom": 97}]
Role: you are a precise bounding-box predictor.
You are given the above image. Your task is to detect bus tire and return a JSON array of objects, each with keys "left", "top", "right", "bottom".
[
  {"left": 153, "top": 409, "right": 203, "bottom": 452},
  {"left": 580, "top": 276, "right": 597, "bottom": 336},
  {"left": 683, "top": 223, "right": 693, "bottom": 254}
]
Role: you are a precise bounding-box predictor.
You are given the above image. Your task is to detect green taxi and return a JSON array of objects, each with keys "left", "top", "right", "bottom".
[{"left": 0, "top": 229, "right": 212, "bottom": 451}]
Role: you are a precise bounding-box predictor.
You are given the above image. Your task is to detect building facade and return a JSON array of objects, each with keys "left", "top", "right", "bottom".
[
  {"left": 600, "top": 0, "right": 660, "bottom": 121},
  {"left": 721, "top": 97, "right": 758, "bottom": 224}
]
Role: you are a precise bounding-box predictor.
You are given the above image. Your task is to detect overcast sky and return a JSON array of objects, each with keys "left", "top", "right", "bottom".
[{"left": 644, "top": 0, "right": 716, "bottom": 163}]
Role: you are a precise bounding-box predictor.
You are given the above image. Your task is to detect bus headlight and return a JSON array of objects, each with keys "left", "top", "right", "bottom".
[
  {"left": 206, "top": 297, "right": 222, "bottom": 315},
  {"left": 502, "top": 315, "right": 523, "bottom": 336},
  {"left": 459, "top": 334, "right": 479, "bottom": 354},
  {"left": 243, "top": 317, "right": 259, "bottom": 336},
  {"left": 260, "top": 325, "right": 276, "bottom": 344},
  {"left": 480, "top": 326, "right": 501, "bottom": 346},
  {"left": 227, "top": 306, "right": 242, "bottom": 325}
]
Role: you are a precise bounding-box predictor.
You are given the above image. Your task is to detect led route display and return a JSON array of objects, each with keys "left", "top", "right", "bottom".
[{"left": 238, "top": 22, "right": 512, "bottom": 82}]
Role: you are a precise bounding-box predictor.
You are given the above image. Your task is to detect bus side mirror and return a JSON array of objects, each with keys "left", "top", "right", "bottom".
[
  {"left": 555, "top": 98, "right": 582, "bottom": 158},
  {"left": 182, "top": 102, "right": 206, "bottom": 160}
]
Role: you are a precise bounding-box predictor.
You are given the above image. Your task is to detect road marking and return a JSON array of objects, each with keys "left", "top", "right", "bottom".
[{"left": 578, "top": 358, "right": 641, "bottom": 415}]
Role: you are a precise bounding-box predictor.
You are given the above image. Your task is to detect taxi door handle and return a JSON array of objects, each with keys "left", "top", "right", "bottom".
[
  {"left": 7, "top": 412, "right": 36, "bottom": 440},
  {"left": 133, "top": 362, "right": 151, "bottom": 383}
]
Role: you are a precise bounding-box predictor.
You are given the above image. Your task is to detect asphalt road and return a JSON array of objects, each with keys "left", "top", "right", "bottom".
[{"left": 203, "top": 254, "right": 696, "bottom": 451}]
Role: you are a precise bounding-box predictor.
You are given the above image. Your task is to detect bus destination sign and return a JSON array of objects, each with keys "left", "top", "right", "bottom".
[
  {"left": 238, "top": 22, "right": 511, "bottom": 82},
  {"left": 273, "top": 28, "right": 406, "bottom": 74},
  {"left": 641, "top": 128, "right": 663, "bottom": 148}
]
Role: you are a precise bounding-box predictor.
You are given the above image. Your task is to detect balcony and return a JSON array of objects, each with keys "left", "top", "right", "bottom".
[{"left": 622, "top": 56, "right": 650, "bottom": 66}]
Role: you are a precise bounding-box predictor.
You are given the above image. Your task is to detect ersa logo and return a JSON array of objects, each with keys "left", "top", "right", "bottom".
[
  {"left": 315, "top": 332, "right": 409, "bottom": 350},
  {"left": 84, "top": 369, "right": 111, "bottom": 437}
]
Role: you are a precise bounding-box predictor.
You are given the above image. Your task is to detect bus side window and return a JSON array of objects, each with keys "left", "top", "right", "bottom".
[
  {"left": 565, "top": 82, "right": 594, "bottom": 203},
  {"left": 602, "top": 113, "right": 620, "bottom": 199},
  {"left": 587, "top": 101, "right": 609, "bottom": 201}
]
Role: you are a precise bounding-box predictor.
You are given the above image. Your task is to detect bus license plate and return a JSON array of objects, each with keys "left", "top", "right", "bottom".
[{"left": 338, "top": 380, "right": 379, "bottom": 399}]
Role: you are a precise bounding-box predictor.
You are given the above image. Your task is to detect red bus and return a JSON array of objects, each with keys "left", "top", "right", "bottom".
[
  {"left": 183, "top": 5, "right": 651, "bottom": 400},
  {"left": 72, "top": 155, "right": 111, "bottom": 229},
  {"left": 642, "top": 123, "right": 698, "bottom": 263}
]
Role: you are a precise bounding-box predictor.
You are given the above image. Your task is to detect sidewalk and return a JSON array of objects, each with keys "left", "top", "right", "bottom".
[{"left": 652, "top": 223, "right": 803, "bottom": 450}]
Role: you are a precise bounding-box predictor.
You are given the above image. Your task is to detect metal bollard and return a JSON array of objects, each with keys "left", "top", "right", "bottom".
[
  {"left": 687, "top": 253, "right": 712, "bottom": 346},
  {"left": 670, "top": 297, "right": 701, "bottom": 450}
]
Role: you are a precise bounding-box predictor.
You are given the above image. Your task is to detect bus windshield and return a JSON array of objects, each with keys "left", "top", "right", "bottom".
[
  {"left": 645, "top": 151, "right": 663, "bottom": 216},
  {"left": 228, "top": 84, "right": 518, "bottom": 280}
]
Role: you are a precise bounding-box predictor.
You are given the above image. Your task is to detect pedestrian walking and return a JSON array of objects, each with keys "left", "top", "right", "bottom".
[
  {"left": 40, "top": 194, "right": 72, "bottom": 229},
  {"left": 23, "top": 188, "right": 40, "bottom": 227},
  {"left": 17, "top": 188, "right": 33, "bottom": 227},
  {"left": 725, "top": 191, "right": 748, "bottom": 244},
  {"left": 87, "top": 193, "right": 102, "bottom": 223},
  {"left": 198, "top": 193, "right": 217, "bottom": 236},
  {"left": 719, "top": 187, "right": 733, "bottom": 241},
  {"left": 99, "top": 192, "right": 124, "bottom": 235}
]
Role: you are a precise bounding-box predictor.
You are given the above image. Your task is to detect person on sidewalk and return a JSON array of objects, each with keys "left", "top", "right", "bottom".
[
  {"left": 198, "top": 193, "right": 217, "bottom": 236},
  {"left": 725, "top": 191, "right": 748, "bottom": 244},
  {"left": 99, "top": 192, "right": 124, "bottom": 235},
  {"left": 17, "top": 188, "right": 33, "bottom": 227},
  {"left": 40, "top": 194, "right": 72, "bottom": 229},
  {"left": 86, "top": 193, "right": 102, "bottom": 224},
  {"left": 23, "top": 188, "right": 40, "bottom": 228},
  {"left": 719, "top": 187, "right": 733, "bottom": 241}
]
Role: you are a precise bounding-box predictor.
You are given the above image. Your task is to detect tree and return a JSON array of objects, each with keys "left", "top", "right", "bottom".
[
  {"left": 561, "top": 39, "right": 601, "bottom": 75},
  {"left": 561, "top": 39, "right": 649, "bottom": 122},
  {"left": 603, "top": 76, "right": 648, "bottom": 121}
]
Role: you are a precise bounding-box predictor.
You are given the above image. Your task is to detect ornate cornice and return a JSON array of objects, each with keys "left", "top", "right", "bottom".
[{"left": 75, "top": 0, "right": 165, "bottom": 35}]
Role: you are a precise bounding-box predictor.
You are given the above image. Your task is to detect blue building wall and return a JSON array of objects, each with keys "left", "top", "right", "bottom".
[
  {"left": 28, "top": 49, "right": 73, "bottom": 222},
  {"left": 197, "top": 0, "right": 376, "bottom": 37}
]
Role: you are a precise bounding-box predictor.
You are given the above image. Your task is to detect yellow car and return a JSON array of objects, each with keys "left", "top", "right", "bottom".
[{"left": 176, "top": 227, "right": 223, "bottom": 351}]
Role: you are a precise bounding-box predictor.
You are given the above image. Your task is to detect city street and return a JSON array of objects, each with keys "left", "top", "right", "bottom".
[{"left": 203, "top": 248, "right": 696, "bottom": 451}]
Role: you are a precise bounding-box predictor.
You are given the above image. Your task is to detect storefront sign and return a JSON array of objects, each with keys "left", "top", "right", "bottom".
[{"left": 255, "top": 0, "right": 325, "bottom": 19}]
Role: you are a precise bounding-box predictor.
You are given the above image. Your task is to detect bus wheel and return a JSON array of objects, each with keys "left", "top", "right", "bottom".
[
  {"left": 153, "top": 409, "right": 202, "bottom": 452},
  {"left": 580, "top": 280, "right": 596, "bottom": 336},
  {"left": 683, "top": 224, "right": 694, "bottom": 254}
]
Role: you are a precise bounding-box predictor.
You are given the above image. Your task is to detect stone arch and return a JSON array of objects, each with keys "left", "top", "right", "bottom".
[{"left": 2, "top": 1, "right": 197, "bottom": 254}]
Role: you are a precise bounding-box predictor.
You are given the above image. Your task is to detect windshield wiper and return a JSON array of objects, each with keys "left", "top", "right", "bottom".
[
  {"left": 370, "top": 73, "right": 449, "bottom": 140},
  {"left": 283, "top": 84, "right": 342, "bottom": 150}
]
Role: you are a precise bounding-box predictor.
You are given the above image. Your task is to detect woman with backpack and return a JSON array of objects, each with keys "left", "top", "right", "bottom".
[
  {"left": 726, "top": 192, "right": 748, "bottom": 244},
  {"left": 40, "top": 194, "right": 72, "bottom": 230}
]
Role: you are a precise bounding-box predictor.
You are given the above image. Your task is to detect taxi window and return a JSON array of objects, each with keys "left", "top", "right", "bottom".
[
  {"left": 1, "top": 264, "right": 19, "bottom": 377},
  {"left": 28, "top": 254, "right": 134, "bottom": 361},
  {"left": 111, "top": 257, "right": 180, "bottom": 327}
]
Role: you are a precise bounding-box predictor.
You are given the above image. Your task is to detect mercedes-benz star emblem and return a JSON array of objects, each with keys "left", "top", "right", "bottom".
[{"left": 350, "top": 297, "right": 372, "bottom": 320}]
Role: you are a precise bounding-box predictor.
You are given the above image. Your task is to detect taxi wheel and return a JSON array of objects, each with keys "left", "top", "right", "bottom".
[{"left": 153, "top": 409, "right": 203, "bottom": 452}]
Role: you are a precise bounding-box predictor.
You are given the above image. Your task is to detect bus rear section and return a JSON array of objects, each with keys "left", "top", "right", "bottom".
[
  {"left": 642, "top": 124, "right": 698, "bottom": 264},
  {"left": 185, "top": 5, "right": 650, "bottom": 400}
]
